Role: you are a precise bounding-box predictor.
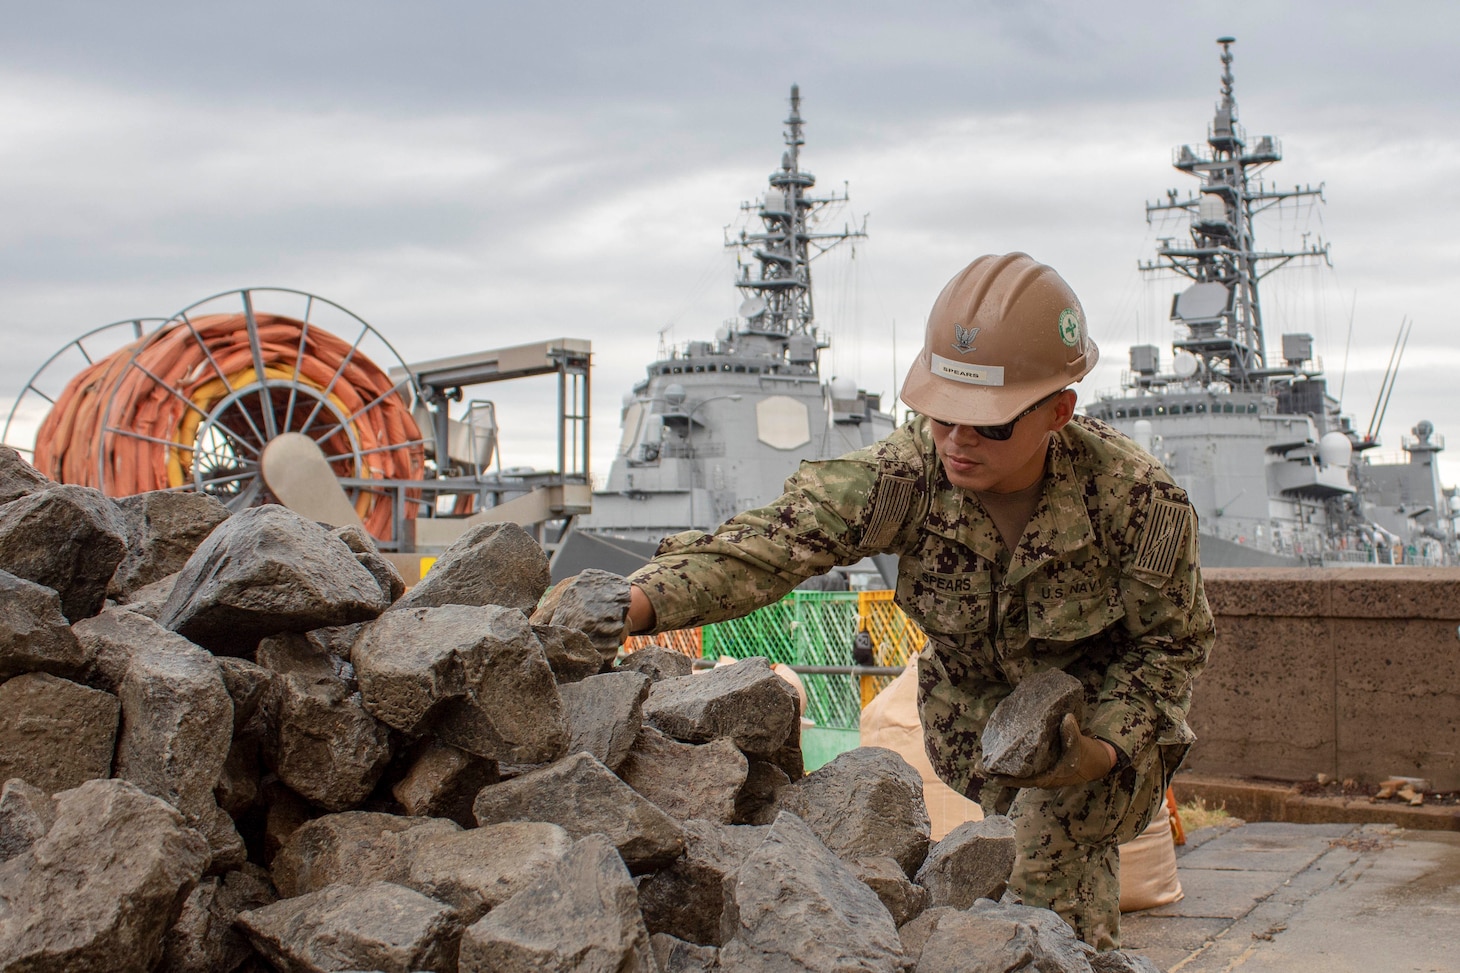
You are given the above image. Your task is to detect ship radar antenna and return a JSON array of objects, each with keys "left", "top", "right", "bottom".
[{"left": 1217, "top": 36, "right": 1236, "bottom": 109}]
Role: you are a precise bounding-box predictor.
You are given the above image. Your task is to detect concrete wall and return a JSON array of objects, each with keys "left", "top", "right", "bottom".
[{"left": 1186, "top": 568, "right": 1460, "bottom": 792}]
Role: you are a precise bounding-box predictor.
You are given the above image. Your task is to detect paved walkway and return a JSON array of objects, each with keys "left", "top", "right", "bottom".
[{"left": 1121, "top": 822, "right": 1460, "bottom": 972}]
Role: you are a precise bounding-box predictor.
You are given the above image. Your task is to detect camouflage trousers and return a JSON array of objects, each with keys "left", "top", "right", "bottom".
[{"left": 981, "top": 742, "right": 1166, "bottom": 951}]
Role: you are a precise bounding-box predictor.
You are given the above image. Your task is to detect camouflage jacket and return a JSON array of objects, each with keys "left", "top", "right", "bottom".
[{"left": 629, "top": 415, "right": 1215, "bottom": 796}]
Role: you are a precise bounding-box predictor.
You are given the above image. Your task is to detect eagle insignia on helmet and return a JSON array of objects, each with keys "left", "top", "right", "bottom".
[{"left": 951, "top": 324, "right": 979, "bottom": 355}]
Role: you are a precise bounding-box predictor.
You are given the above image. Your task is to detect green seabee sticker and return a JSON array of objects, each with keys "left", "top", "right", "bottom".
[{"left": 1057, "top": 307, "right": 1081, "bottom": 347}]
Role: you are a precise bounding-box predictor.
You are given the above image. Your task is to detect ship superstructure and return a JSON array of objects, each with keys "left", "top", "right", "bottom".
[
  {"left": 1086, "top": 38, "right": 1457, "bottom": 566},
  {"left": 570, "top": 86, "right": 894, "bottom": 553}
]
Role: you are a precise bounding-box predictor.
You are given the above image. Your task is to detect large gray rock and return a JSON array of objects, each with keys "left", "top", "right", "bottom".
[
  {"left": 0, "top": 779, "right": 211, "bottom": 973},
  {"left": 1091, "top": 952, "right": 1164, "bottom": 973},
  {"left": 392, "top": 740, "right": 499, "bottom": 827},
  {"left": 981, "top": 668, "right": 1086, "bottom": 779},
  {"left": 560, "top": 669, "right": 651, "bottom": 771},
  {"left": 159, "top": 865, "right": 276, "bottom": 973},
  {"left": 215, "top": 655, "right": 273, "bottom": 733},
  {"left": 457, "top": 834, "right": 655, "bottom": 973},
  {"left": 406, "top": 821, "right": 574, "bottom": 924},
  {"left": 332, "top": 524, "right": 406, "bottom": 605},
  {"left": 734, "top": 759, "right": 791, "bottom": 825},
  {"left": 0, "top": 445, "right": 49, "bottom": 506},
  {"left": 0, "top": 569, "right": 87, "bottom": 680},
  {"left": 0, "top": 672, "right": 119, "bottom": 793},
  {"left": 718, "top": 811, "right": 909, "bottom": 972},
  {"left": 651, "top": 934, "right": 720, "bottom": 973},
  {"left": 158, "top": 504, "right": 388, "bottom": 655},
  {"left": 915, "top": 815, "right": 1018, "bottom": 908},
  {"left": 236, "top": 880, "right": 461, "bottom": 973},
  {"left": 271, "top": 810, "right": 461, "bottom": 898},
  {"left": 618, "top": 726, "right": 747, "bottom": 824},
  {"left": 352, "top": 604, "right": 568, "bottom": 765},
  {"left": 636, "top": 819, "right": 766, "bottom": 947},
  {"left": 899, "top": 901, "right": 1095, "bottom": 973},
  {"left": 110, "top": 491, "right": 231, "bottom": 598},
  {"left": 852, "top": 855, "right": 928, "bottom": 927},
  {"left": 111, "top": 615, "right": 233, "bottom": 827},
  {"left": 0, "top": 778, "right": 56, "bottom": 863},
  {"left": 764, "top": 746, "right": 930, "bottom": 877},
  {"left": 392, "top": 520, "right": 550, "bottom": 614},
  {"left": 0, "top": 484, "right": 125, "bottom": 622},
  {"left": 257, "top": 634, "right": 393, "bottom": 812},
  {"left": 530, "top": 568, "right": 631, "bottom": 667},
  {"left": 533, "top": 624, "right": 602, "bottom": 684},
  {"left": 472, "top": 751, "right": 686, "bottom": 873},
  {"left": 643, "top": 657, "right": 799, "bottom": 758},
  {"left": 617, "top": 644, "right": 694, "bottom": 682}
]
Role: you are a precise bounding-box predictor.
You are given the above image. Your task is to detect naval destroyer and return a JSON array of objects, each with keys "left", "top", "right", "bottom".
[
  {"left": 560, "top": 86, "right": 895, "bottom": 578},
  {"left": 1085, "top": 38, "right": 1458, "bottom": 567}
]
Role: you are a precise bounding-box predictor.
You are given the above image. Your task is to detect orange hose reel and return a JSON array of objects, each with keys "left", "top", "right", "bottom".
[{"left": 34, "top": 308, "right": 424, "bottom": 542}]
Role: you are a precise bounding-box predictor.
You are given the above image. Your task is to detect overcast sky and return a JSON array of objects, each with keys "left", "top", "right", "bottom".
[{"left": 3, "top": 0, "right": 1457, "bottom": 490}]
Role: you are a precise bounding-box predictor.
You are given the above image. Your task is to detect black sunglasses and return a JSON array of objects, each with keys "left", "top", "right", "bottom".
[{"left": 928, "top": 390, "right": 1064, "bottom": 441}]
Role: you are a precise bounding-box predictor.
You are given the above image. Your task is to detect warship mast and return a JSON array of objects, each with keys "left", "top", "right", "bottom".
[{"left": 1139, "top": 37, "right": 1330, "bottom": 395}]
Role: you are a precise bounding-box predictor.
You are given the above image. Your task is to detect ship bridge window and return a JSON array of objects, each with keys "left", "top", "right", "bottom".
[
  {"left": 1247, "top": 403, "right": 1258, "bottom": 413},
  {"left": 1155, "top": 406, "right": 1167, "bottom": 415},
  {"left": 1142, "top": 406, "right": 1154, "bottom": 417},
  {"left": 1196, "top": 403, "right": 1207, "bottom": 413},
  {"left": 1221, "top": 403, "right": 1234, "bottom": 414},
  {"left": 1182, "top": 404, "right": 1194, "bottom": 414}
]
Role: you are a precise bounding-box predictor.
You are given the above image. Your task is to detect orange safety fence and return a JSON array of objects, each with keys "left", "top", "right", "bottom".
[{"left": 33, "top": 312, "right": 424, "bottom": 542}]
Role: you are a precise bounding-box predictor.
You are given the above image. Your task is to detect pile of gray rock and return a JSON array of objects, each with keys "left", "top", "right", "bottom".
[{"left": 0, "top": 446, "right": 1159, "bottom": 973}]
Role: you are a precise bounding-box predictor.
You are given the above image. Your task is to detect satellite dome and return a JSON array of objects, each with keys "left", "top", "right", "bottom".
[{"left": 1318, "top": 431, "right": 1352, "bottom": 468}]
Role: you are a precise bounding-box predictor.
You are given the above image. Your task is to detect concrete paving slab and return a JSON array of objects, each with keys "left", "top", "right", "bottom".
[{"left": 1118, "top": 823, "right": 1460, "bottom": 973}]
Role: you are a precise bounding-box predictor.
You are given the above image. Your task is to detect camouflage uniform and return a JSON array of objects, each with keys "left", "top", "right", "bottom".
[{"left": 629, "top": 414, "right": 1214, "bottom": 948}]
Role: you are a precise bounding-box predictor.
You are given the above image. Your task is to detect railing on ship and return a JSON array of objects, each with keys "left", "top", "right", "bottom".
[{"left": 623, "top": 590, "right": 927, "bottom": 731}]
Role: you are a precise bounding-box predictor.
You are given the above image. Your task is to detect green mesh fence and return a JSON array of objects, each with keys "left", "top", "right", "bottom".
[{"left": 701, "top": 591, "right": 863, "bottom": 730}]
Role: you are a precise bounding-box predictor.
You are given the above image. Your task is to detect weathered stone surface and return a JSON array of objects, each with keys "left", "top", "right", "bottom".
[
  {"left": 651, "top": 934, "right": 720, "bottom": 973},
  {"left": 530, "top": 568, "right": 631, "bottom": 666},
  {"left": 393, "top": 520, "right": 550, "bottom": 614},
  {"left": 618, "top": 726, "right": 748, "bottom": 823},
  {"left": 765, "top": 746, "right": 930, "bottom": 877},
  {"left": 981, "top": 668, "right": 1086, "bottom": 779},
  {"left": 637, "top": 819, "right": 766, "bottom": 947},
  {"left": 333, "top": 524, "right": 406, "bottom": 605},
  {"left": 0, "top": 778, "right": 56, "bottom": 863},
  {"left": 261, "top": 780, "right": 312, "bottom": 868},
  {"left": 257, "top": 634, "right": 393, "bottom": 812},
  {"left": 158, "top": 504, "right": 388, "bottom": 655},
  {"left": 914, "top": 815, "right": 1018, "bottom": 908},
  {"left": 0, "top": 444, "right": 49, "bottom": 506},
  {"left": 0, "top": 484, "right": 125, "bottom": 622},
  {"left": 719, "top": 811, "right": 909, "bottom": 972},
  {"left": 1091, "top": 951, "right": 1163, "bottom": 973},
  {"left": 0, "top": 779, "right": 210, "bottom": 973},
  {"left": 271, "top": 810, "right": 461, "bottom": 898},
  {"left": 0, "top": 672, "right": 118, "bottom": 793},
  {"left": 0, "top": 569, "right": 87, "bottom": 680},
  {"left": 353, "top": 604, "right": 568, "bottom": 765},
  {"left": 111, "top": 491, "right": 231, "bottom": 598},
  {"left": 643, "top": 657, "right": 799, "bottom": 758},
  {"left": 734, "top": 759, "right": 790, "bottom": 825},
  {"left": 533, "top": 624, "right": 602, "bottom": 684},
  {"left": 458, "top": 834, "right": 654, "bottom": 973},
  {"left": 114, "top": 570, "right": 179, "bottom": 619},
  {"left": 111, "top": 615, "right": 233, "bottom": 826},
  {"left": 473, "top": 751, "right": 685, "bottom": 873},
  {"left": 899, "top": 901, "right": 1094, "bottom": 973},
  {"left": 216, "top": 655, "right": 273, "bottom": 733},
  {"left": 215, "top": 736, "right": 262, "bottom": 819},
  {"left": 852, "top": 855, "right": 928, "bottom": 928},
  {"left": 160, "top": 865, "right": 276, "bottom": 973},
  {"left": 617, "top": 644, "right": 695, "bottom": 681},
  {"left": 561, "top": 669, "right": 651, "bottom": 771},
  {"left": 407, "top": 821, "right": 573, "bottom": 924},
  {"left": 237, "top": 880, "right": 461, "bottom": 973},
  {"left": 392, "top": 740, "right": 499, "bottom": 827}
]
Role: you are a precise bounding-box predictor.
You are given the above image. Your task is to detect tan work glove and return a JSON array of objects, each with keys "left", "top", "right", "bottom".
[{"left": 986, "top": 713, "right": 1116, "bottom": 790}]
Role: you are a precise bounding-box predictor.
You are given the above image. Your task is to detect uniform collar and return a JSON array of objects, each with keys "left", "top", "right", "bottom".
[{"left": 925, "top": 427, "right": 1095, "bottom": 578}]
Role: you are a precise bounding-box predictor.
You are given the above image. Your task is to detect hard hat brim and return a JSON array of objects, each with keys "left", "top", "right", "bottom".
[{"left": 899, "top": 343, "right": 1099, "bottom": 426}]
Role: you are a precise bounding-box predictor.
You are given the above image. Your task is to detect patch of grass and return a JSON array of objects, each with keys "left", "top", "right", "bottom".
[{"left": 1178, "top": 796, "right": 1237, "bottom": 831}]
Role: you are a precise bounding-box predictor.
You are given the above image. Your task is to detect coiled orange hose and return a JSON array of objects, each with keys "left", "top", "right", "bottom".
[{"left": 34, "top": 312, "right": 424, "bottom": 541}]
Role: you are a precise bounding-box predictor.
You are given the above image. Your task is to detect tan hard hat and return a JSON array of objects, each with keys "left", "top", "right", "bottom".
[{"left": 900, "top": 253, "right": 1099, "bottom": 425}]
